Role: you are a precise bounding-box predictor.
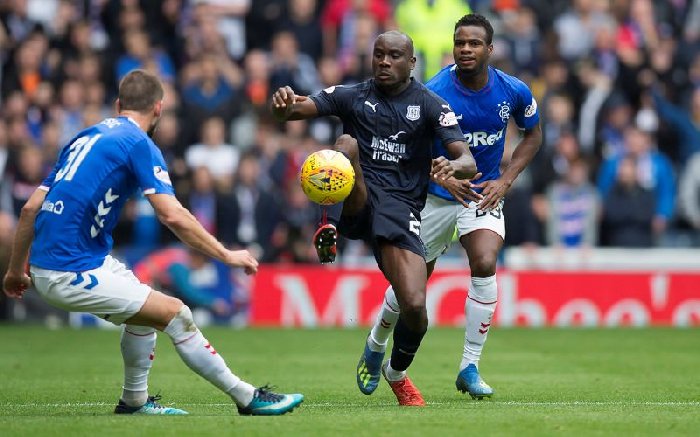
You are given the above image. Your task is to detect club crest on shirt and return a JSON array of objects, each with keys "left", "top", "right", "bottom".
[
  {"left": 497, "top": 101, "right": 511, "bottom": 124},
  {"left": 525, "top": 97, "right": 538, "bottom": 117},
  {"left": 406, "top": 105, "right": 421, "bottom": 121}
]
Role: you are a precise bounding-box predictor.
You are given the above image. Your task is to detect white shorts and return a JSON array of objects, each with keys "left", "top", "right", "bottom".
[
  {"left": 421, "top": 194, "right": 505, "bottom": 262},
  {"left": 30, "top": 255, "right": 151, "bottom": 326}
]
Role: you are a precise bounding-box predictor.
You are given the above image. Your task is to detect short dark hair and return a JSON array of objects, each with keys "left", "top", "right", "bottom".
[
  {"left": 454, "top": 13, "right": 494, "bottom": 45},
  {"left": 118, "top": 69, "right": 163, "bottom": 113}
]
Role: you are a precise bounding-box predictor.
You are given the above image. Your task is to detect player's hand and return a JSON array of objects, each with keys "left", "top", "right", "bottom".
[
  {"left": 3, "top": 271, "right": 31, "bottom": 299},
  {"left": 437, "top": 173, "right": 483, "bottom": 208},
  {"left": 271, "top": 86, "right": 302, "bottom": 118},
  {"left": 431, "top": 156, "right": 455, "bottom": 181},
  {"left": 473, "top": 178, "right": 511, "bottom": 211},
  {"left": 225, "top": 250, "right": 259, "bottom": 275}
]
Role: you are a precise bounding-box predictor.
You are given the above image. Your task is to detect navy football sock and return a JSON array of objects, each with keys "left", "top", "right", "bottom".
[{"left": 389, "top": 317, "right": 426, "bottom": 372}]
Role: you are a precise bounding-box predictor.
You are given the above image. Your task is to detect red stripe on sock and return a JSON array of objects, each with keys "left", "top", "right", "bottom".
[{"left": 173, "top": 332, "right": 199, "bottom": 345}]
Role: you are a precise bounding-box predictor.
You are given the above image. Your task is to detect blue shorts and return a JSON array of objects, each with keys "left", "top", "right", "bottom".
[{"left": 339, "top": 184, "right": 426, "bottom": 269}]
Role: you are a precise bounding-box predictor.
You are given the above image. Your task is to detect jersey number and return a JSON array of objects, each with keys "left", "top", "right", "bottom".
[
  {"left": 54, "top": 134, "right": 102, "bottom": 182},
  {"left": 409, "top": 213, "right": 421, "bottom": 236}
]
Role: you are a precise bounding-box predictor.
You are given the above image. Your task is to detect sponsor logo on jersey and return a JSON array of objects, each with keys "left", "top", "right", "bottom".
[
  {"left": 371, "top": 136, "right": 406, "bottom": 163},
  {"left": 497, "top": 101, "right": 511, "bottom": 123},
  {"left": 389, "top": 130, "right": 406, "bottom": 140},
  {"left": 406, "top": 105, "right": 421, "bottom": 121},
  {"left": 153, "top": 166, "right": 172, "bottom": 185},
  {"left": 463, "top": 128, "right": 505, "bottom": 147},
  {"left": 524, "top": 97, "right": 538, "bottom": 117},
  {"left": 41, "top": 199, "right": 64, "bottom": 215},
  {"left": 439, "top": 111, "right": 459, "bottom": 126}
]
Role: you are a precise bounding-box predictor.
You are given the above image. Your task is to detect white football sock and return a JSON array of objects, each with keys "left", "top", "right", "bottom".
[
  {"left": 460, "top": 275, "right": 498, "bottom": 371},
  {"left": 164, "top": 306, "right": 255, "bottom": 407},
  {"left": 368, "top": 286, "right": 400, "bottom": 352},
  {"left": 120, "top": 324, "right": 156, "bottom": 407}
]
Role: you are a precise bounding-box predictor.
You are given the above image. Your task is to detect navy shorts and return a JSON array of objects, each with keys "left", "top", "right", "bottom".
[{"left": 339, "top": 184, "right": 426, "bottom": 268}]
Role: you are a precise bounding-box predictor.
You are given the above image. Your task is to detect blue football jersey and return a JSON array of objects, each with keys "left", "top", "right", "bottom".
[
  {"left": 30, "top": 116, "right": 175, "bottom": 271},
  {"left": 426, "top": 65, "right": 540, "bottom": 201}
]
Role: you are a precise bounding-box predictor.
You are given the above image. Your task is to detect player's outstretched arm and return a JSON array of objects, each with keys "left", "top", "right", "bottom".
[
  {"left": 270, "top": 86, "right": 319, "bottom": 121},
  {"left": 3, "top": 188, "right": 46, "bottom": 298},
  {"left": 147, "top": 194, "right": 258, "bottom": 275},
  {"left": 476, "top": 124, "right": 542, "bottom": 210}
]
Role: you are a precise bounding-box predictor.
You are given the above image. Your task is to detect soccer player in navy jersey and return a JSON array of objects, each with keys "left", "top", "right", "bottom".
[
  {"left": 358, "top": 14, "right": 542, "bottom": 399},
  {"left": 3, "top": 70, "right": 303, "bottom": 416},
  {"left": 272, "top": 31, "right": 478, "bottom": 406}
]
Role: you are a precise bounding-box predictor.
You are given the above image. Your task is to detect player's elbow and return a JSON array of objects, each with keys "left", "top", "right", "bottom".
[{"left": 156, "top": 202, "right": 189, "bottom": 231}]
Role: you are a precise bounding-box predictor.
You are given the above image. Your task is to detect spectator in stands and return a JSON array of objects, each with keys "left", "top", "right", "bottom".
[
  {"left": 181, "top": 53, "right": 243, "bottom": 145},
  {"left": 280, "top": 0, "right": 323, "bottom": 62},
  {"left": 224, "top": 152, "right": 281, "bottom": 261},
  {"left": 546, "top": 157, "right": 599, "bottom": 247},
  {"left": 597, "top": 125, "right": 675, "bottom": 242},
  {"left": 268, "top": 30, "right": 320, "bottom": 96},
  {"left": 192, "top": 0, "right": 250, "bottom": 61},
  {"left": 678, "top": 151, "right": 700, "bottom": 246},
  {"left": 133, "top": 246, "right": 244, "bottom": 326},
  {"left": 554, "top": 0, "right": 615, "bottom": 62},
  {"left": 185, "top": 117, "right": 240, "bottom": 190},
  {"left": 115, "top": 29, "right": 175, "bottom": 83},
  {"left": 321, "top": 0, "right": 392, "bottom": 60},
  {"left": 600, "top": 156, "right": 655, "bottom": 247},
  {"left": 650, "top": 86, "right": 700, "bottom": 164},
  {"left": 394, "top": 0, "right": 469, "bottom": 81}
]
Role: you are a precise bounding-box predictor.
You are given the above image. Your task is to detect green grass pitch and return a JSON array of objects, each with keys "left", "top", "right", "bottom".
[{"left": 1, "top": 326, "right": 699, "bottom": 436}]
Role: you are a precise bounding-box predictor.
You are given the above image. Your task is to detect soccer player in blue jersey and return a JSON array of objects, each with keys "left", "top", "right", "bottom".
[
  {"left": 2, "top": 70, "right": 303, "bottom": 416},
  {"left": 272, "top": 31, "right": 478, "bottom": 406},
  {"left": 357, "top": 14, "right": 542, "bottom": 399}
]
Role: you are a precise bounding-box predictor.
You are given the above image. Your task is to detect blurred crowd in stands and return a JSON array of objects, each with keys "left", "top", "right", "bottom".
[{"left": 1, "top": 0, "right": 700, "bottom": 323}]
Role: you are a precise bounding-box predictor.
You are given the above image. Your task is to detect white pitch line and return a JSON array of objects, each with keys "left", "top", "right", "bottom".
[{"left": 2, "top": 401, "right": 699, "bottom": 408}]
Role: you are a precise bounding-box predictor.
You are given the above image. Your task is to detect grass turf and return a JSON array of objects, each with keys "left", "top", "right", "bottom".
[{"left": 0, "top": 326, "right": 698, "bottom": 436}]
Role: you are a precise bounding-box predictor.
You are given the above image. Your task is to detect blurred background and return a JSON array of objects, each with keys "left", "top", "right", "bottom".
[{"left": 0, "top": 0, "right": 699, "bottom": 328}]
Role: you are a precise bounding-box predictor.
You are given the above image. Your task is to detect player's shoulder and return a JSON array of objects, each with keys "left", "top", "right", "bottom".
[
  {"left": 491, "top": 66, "right": 532, "bottom": 94},
  {"left": 425, "top": 64, "right": 455, "bottom": 90}
]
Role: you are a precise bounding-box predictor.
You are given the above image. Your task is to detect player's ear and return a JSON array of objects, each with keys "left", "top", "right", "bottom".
[
  {"left": 154, "top": 100, "right": 163, "bottom": 118},
  {"left": 410, "top": 56, "right": 416, "bottom": 70},
  {"left": 115, "top": 98, "right": 121, "bottom": 113}
]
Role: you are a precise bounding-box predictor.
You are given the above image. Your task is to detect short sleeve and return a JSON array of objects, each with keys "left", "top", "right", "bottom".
[
  {"left": 512, "top": 80, "right": 540, "bottom": 130},
  {"left": 309, "top": 85, "right": 353, "bottom": 118},
  {"left": 128, "top": 139, "right": 176, "bottom": 196},
  {"left": 425, "top": 91, "right": 465, "bottom": 146}
]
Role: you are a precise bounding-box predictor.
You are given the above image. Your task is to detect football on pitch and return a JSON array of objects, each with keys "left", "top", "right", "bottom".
[{"left": 300, "top": 149, "right": 355, "bottom": 205}]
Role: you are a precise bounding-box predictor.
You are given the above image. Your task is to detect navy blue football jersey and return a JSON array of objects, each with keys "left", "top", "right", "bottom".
[{"left": 309, "top": 78, "right": 464, "bottom": 211}]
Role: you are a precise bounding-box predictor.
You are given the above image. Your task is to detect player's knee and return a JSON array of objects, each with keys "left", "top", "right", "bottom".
[
  {"left": 164, "top": 297, "right": 185, "bottom": 322},
  {"left": 469, "top": 254, "right": 498, "bottom": 277},
  {"left": 399, "top": 299, "right": 428, "bottom": 331},
  {"left": 163, "top": 304, "right": 199, "bottom": 342}
]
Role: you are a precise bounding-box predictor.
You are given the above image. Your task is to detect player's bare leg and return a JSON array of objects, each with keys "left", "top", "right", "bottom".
[
  {"left": 314, "top": 135, "right": 368, "bottom": 263},
  {"left": 455, "top": 229, "right": 502, "bottom": 399},
  {"left": 378, "top": 245, "right": 427, "bottom": 406},
  {"left": 121, "top": 290, "right": 303, "bottom": 415}
]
